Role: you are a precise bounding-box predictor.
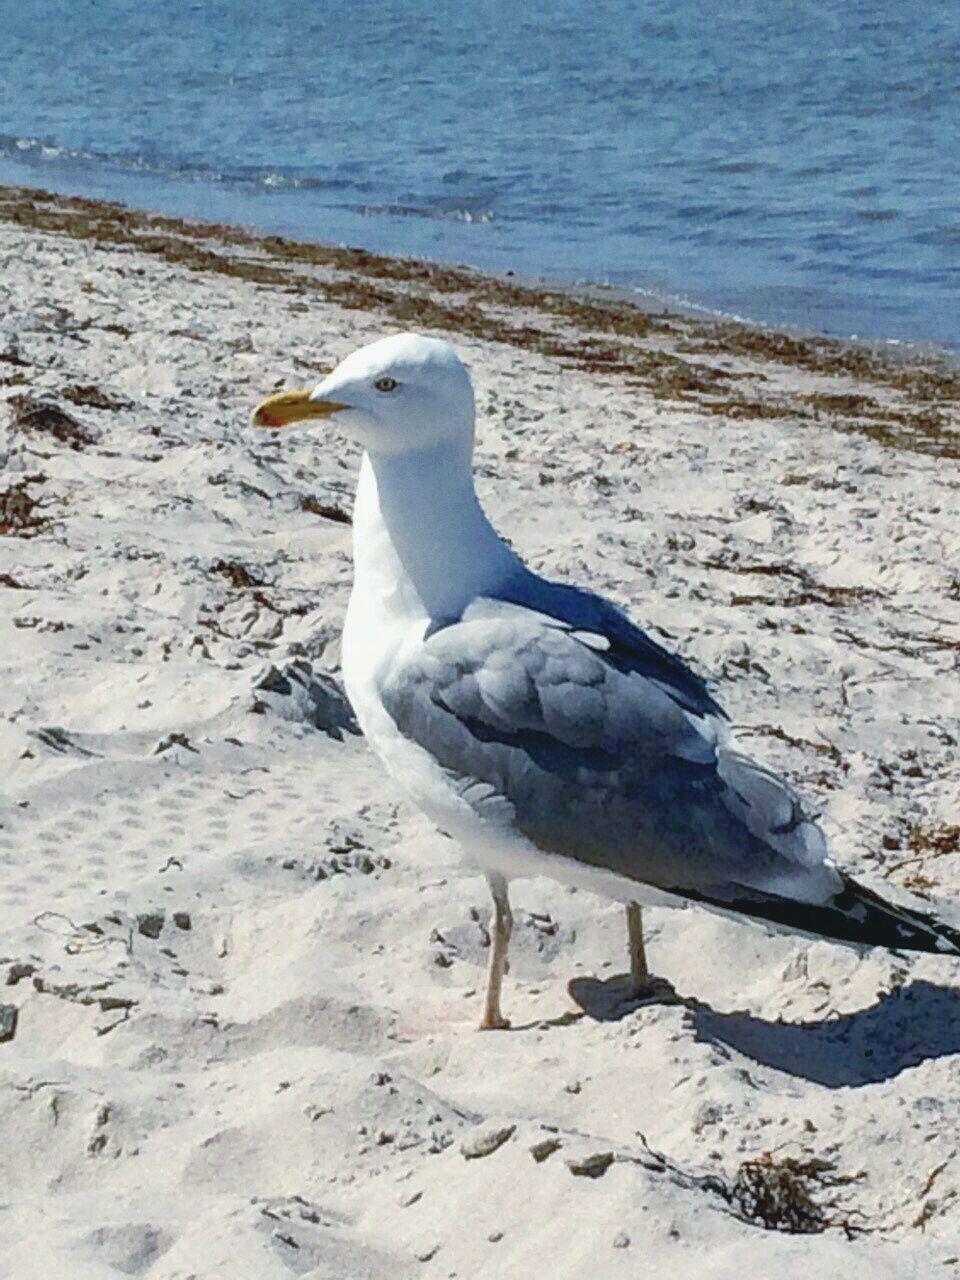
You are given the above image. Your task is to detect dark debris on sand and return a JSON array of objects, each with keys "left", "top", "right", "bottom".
[
  {"left": 0, "top": 474, "right": 49, "bottom": 536},
  {"left": 9, "top": 394, "right": 98, "bottom": 450},
  {"left": 725, "top": 1151, "right": 865, "bottom": 1236}
]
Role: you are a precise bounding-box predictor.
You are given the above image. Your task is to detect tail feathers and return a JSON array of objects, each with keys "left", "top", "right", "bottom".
[{"left": 679, "top": 873, "right": 960, "bottom": 956}]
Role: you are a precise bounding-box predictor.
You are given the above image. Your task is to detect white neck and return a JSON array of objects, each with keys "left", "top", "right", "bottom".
[{"left": 350, "top": 441, "right": 523, "bottom": 623}]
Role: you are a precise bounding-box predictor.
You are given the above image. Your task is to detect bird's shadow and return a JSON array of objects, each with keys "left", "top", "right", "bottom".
[{"left": 567, "top": 974, "right": 960, "bottom": 1088}]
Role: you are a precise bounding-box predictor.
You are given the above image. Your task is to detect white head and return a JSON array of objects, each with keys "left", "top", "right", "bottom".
[{"left": 252, "top": 333, "right": 475, "bottom": 459}]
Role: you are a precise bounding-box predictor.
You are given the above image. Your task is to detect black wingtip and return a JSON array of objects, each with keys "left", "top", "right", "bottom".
[
  {"left": 833, "top": 874, "right": 960, "bottom": 956},
  {"left": 677, "top": 874, "right": 960, "bottom": 956}
]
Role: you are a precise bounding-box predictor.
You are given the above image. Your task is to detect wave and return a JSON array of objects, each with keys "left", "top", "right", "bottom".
[
  {"left": 352, "top": 203, "right": 494, "bottom": 224},
  {"left": 0, "top": 134, "right": 496, "bottom": 232},
  {"left": 0, "top": 134, "right": 352, "bottom": 196}
]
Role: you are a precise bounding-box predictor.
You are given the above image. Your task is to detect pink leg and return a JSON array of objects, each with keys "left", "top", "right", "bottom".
[{"left": 479, "top": 874, "right": 513, "bottom": 1030}]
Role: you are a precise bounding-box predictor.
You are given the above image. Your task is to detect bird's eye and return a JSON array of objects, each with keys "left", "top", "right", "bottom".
[{"left": 374, "top": 376, "right": 399, "bottom": 393}]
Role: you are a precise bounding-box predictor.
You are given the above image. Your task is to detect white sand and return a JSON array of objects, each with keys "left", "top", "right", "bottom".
[{"left": 1, "top": 189, "right": 959, "bottom": 1277}]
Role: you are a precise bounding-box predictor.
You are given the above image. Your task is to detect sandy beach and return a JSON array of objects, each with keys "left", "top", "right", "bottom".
[{"left": 1, "top": 182, "right": 959, "bottom": 1278}]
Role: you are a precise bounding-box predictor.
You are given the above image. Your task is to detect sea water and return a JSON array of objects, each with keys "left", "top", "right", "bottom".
[{"left": 1, "top": 0, "right": 958, "bottom": 347}]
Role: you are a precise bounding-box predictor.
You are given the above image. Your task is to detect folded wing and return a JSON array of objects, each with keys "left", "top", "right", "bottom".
[{"left": 381, "top": 595, "right": 841, "bottom": 908}]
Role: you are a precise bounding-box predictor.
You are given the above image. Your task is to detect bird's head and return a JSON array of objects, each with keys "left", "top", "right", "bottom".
[{"left": 251, "top": 333, "right": 475, "bottom": 458}]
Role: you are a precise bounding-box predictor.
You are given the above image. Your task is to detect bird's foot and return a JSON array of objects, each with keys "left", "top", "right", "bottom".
[
  {"left": 625, "top": 974, "right": 678, "bottom": 1005},
  {"left": 477, "top": 1012, "right": 511, "bottom": 1032}
]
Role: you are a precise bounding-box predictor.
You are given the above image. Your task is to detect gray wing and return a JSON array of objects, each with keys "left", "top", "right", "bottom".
[
  {"left": 496, "top": 572, "right": 727, "bottom": 721},
  {"left": 380, "top": 597, "right": 839, "bottom": 906}
]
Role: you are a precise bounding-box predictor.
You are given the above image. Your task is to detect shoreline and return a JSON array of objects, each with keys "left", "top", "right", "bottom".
[
  {"left": 1, "top": 182, "right": 959, "bottom": 451},
  {"left": 2, "top": 155, "right": 956, "bottom": 359}
]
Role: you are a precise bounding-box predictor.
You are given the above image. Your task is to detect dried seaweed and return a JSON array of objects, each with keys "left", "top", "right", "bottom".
[
  {"left": 0, "top": 474, "right": 48, "bottom": 536},
  {"left": 727, "top": 1152, "right": 862, "bottom": 1235},
  {"left": 697, "top": 396, "right": 804, "bottom": 421},
  {"left": 683, "top": 322, "right": 960, "bottom": 402},
  {"left": 730, "top": 585, "right": 881, "bottom": 609},
  {"left": 60, "top": 383, "right": 132, "bottom": 412},
  {"left": 907, "top": 824, "right": 960, "bottom": 858},
  {"left": 703, "top": 555, "right": 883, "bottom": 610},
  {"left": 741, "top": 722, "right": 843, "bottom": 765},
  {"left": 300, "top": 495, "right": 352, "bottom": 524},
  {"left": 9, "top": 395, "right": 97, "bottom": 450},
  {"left": 210, "top": 558, "right": 266, "bottom": 590}
]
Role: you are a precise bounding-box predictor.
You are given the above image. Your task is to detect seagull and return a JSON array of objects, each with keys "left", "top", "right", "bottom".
[{"left": 253, "top": 333, "right": 960, "bottom": 1030}]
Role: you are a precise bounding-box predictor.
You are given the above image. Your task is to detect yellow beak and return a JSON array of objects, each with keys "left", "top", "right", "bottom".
[{"left": 250, "top": 387, "right": 349, "bottom": 429}]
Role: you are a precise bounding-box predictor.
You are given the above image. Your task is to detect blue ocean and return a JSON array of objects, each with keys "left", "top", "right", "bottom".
[{"left": 2, "top": 0, "right": 958, "bottom": 347}]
